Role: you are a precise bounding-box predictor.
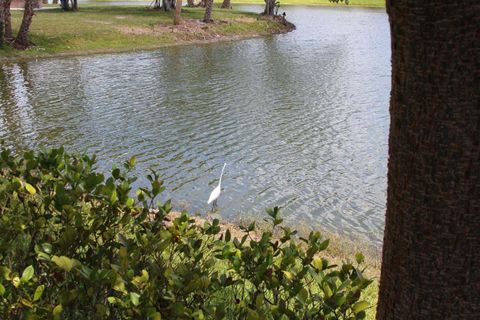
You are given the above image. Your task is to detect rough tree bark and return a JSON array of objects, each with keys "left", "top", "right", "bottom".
[
  {"left": 60, "top": 0, "right": 69, "bottom": 10},
  {"left": 14, "top": 0, "right": 36, "bottom": 49},
  {"left": 202, "top": 0, "right": 213, "bottom": 22},
  {"left": 186, "top": 0, "right": 194, "bottom": 6},
  {"left": 377, "top": 1, "right": 480, "bottom": 319},
  {"left": 221, "top": 0, "right": 231, "bottom": 9},
  {"left": 0, "top": 0, "right": 13, "bottom": 39},
  {"left": 173, "top": 0, "right": 182, "bottom": 25},
  {"left": 263, "top": 0, "right": 275, "bottom": 16},
  {"left": 161, "top": 0, "right": 175, "bottom": 11},
  {"left": 0, "top": 19, "right": 3, "bottom": 47}
]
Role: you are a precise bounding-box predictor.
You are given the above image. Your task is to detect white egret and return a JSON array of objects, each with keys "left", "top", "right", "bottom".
[{"left": 207, "top": 163, "right": 227, "bottom": 210}]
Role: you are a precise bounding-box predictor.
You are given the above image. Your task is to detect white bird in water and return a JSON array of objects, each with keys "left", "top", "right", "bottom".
[{"left": 207, "top": 163, "right": 226, "bottom": 210}]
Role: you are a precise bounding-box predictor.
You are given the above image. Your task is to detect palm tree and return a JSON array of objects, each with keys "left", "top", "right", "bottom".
[
  {"left": 173, "top": 0, "right": 182, "bottom": 25},
  {"left": 0, "top": 0, "right": 13, "bottom": 40},
  {"left": 203, "top": 0, "right": 213, "bottom": 23},
  {"left": 14, "top": 0, "right": 35, "bottom": 49},
  {"left": 377, "top": 1, "right": 479, "bottom": 319},
  {"left": 221, "top": 0, "right": 231, "bottom": 9}
]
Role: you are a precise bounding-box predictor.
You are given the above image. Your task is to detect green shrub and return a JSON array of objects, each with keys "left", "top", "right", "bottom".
[{"left": 0, "top": 147, "right": 372, "bottom": 319}]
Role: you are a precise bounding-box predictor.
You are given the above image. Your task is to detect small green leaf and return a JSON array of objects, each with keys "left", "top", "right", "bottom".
[
  {"left": 255, "top": 293, "right": 264, "bottom": 308},
  {"left": 0, "top": 284, "right": 5, "bottom": 296},
  {"left": 113, "top": 274, "right": 126, "bottom": 293},
  {"left": 20, "top": 298, "right": 34, "bottom": 308},
  {"left": 312, "top": 257, "right": 323, "bottom": 270},
  {"left": 282, "top": 271, "right": 293, "bottom": 281},
  {"left": 53, "top": 304, "right": 63, "bottom": 318},
  {"left": 298, "top": 287, "right": 308, "bottom": 302},
  {"left": 130, "top": 292, "right": 140, "bottom": 306},
  {"left": 126, "top": 197, "right": 135, "bottom": 208},
  {"left": 225, "top": 229, "right": 231, "bottom": 242},
  {"left": 12, "top": 276, "right": 21, "bottom": 288},
  {"left": 129, "top": 156, "right": 137, "bottom": 167},
  {"left": 21, "top": 265, "right": 34, "bottom": 283},
  {"left": 51, "top": 256, "right": 80, "bottom": 272},
  {"left": 33, "top": 285, "right": 45, "bottom": 301},
  {"left": 353, "top": 301, "right": 369, "bottom": 314},
  {"left": 25, "top": 183, "right": 36, "bottom": 195},
  {"left": 355, "top": 252, "right": 365, "bottom": 264}
]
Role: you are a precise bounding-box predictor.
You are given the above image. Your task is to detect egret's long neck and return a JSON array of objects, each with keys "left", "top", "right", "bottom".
[{"left": 218, "top": 164, "right": 226, "bottom": 187}]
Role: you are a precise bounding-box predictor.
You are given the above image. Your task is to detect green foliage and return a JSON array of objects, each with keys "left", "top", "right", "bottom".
[{"left": 0, "top": 147, "right": 372, "bottom": 319}]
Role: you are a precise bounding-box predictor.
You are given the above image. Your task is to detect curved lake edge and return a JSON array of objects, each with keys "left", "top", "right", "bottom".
[{"left": 0, "top": 7, "right": 295, "bottom": 62}]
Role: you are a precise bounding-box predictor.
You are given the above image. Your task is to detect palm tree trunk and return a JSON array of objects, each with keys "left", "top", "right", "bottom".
[
  {"left": 161, "top": 0, "right": 175, "bottom": 11},
  {"left": 203, "top": 0, "right": 213, "bottom": 23},
  {"left": 377, "top": 1, "right": 480, "bottom": 319},
  {"left": 263, "top": 0, "right": 275, "bottom": 16},
  {"left": 0, "top": 20, "right": 3, "bottom": 47},
  {"left": 0, "top": 0, "right": 13, "bottom": 39},
  {"left": 186, "top": 0, "right": 194, "bottom": 6},
  {"left": 221, "top": 0, "right": 231, "bottom": 9},
  {"left": 14, "top": 0, "right": 36, "bottom": 49},
  {"left": 173, "top": 0, "right": 182, "bottom": 25}
]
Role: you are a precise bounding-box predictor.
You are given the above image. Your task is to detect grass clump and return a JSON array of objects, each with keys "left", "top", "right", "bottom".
[{"left": 0, "top": 147, "right": 375, "bottom": 319}]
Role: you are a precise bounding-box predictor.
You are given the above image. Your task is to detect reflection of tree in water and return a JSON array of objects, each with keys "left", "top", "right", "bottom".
[{"left": 0, "top": 62, "right": 37, "bottom": 150}]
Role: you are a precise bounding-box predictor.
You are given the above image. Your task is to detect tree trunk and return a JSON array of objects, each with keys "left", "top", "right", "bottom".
[
  {"left": 161, "top": 0, "right": 175, "bottom": 11},
  {"left": 0, "top": 0, "right": 12, "bottom": 39},
  {"left": 173, "top": 0, "right": 182, "bottom": 25},
  {"left": 14, "top": 0, "right": 35, "bottom": 49},
  {"left": 221, "top": 0, "right": 231, "bottom": 9},
  {"left": 0, "top": 19, "right": 3, "bottom": 48},
  {"left": 53, "top": 0, "right": 58, "bottom": 4},
  {"left": 263, "top": 0, "right": 276, "bottom": 16},
  {"left": 71, "top": 0, "right": 78, "bottom": 11},
  {"left": 377, "top": 1, "right": 480, "bottom": 319},
  {"left": 202, "top": 0, "right": 213, "bottom": 23},
  {"left": 186, "top": 0, "right": 194, "bottom": 7},
  {"left": 60, "top": 0, "right": 69, "bottom": 10}
]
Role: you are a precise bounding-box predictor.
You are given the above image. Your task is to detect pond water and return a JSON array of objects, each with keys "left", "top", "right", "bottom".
[{"left": 0, "top": 5, "right": 390, "bottom": 245}]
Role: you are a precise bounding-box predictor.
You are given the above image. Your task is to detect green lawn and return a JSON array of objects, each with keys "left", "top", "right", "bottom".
[{"left": 0, "top": 5, "right": 288, "bottom": 59}]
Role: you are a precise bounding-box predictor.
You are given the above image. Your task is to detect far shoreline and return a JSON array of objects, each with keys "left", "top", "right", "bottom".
[{"left": 0, "top": 6, "right": 295, "bottom": 62}]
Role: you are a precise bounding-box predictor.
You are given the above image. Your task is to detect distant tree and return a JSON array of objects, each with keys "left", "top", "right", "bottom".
[
  {"left": 0, "top": 19, "right": 3, "bottom": 47},
  {"left": 0, "top": 0, "right": 13, "bottom": 40},
  {"left": 186, "top": 0, "right": 194, "bottom": 6},
  {"left": 13, "top": 0, "right": 36, "bottom": 49},
  {"left": 263, "top": 0, "right": 277, "bottom": 16},
  {"left": 203, "top": 0, "right": 213, "bottom": 22},
  {"left": 60, "top": 0, "right": 78, "bottom": 11},
  {"left": 173, "top": 0, "right": 182, "bottom": 25},
  {"left": 221, "top": 0, "right": 231, "bottom": 9},
  {"left": 377, "top": 1, "right": 480, "bottom": 319},
  {"left": 160, "top": 0, "right": 175, "bottom": 11}
]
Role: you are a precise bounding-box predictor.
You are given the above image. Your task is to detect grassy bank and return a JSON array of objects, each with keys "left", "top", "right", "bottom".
[
  {"left": 0, "top": 5, "right": 291, "bottom": 60},
  {"left": 88, "top": 0, "right": 386, "bottom": 8}
]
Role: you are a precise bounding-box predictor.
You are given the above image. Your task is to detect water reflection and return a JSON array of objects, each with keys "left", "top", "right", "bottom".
[{"left": 0, "top": 6, "right": 390, "bottom": 245}]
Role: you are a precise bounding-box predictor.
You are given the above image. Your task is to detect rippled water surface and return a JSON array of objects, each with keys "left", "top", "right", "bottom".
[{"left": 0, "top": 6, "right": 390, "bottom": 244}]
